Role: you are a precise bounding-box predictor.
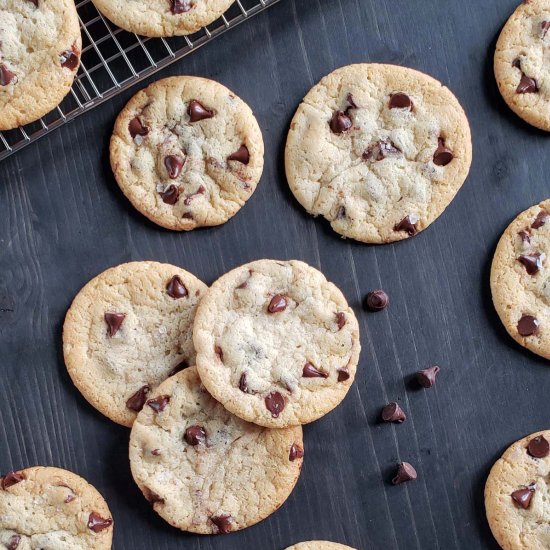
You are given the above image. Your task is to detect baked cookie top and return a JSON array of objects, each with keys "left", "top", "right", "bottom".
[
  {"left": 110, "top": 76, "right": 264, "bottom": 230},
  {"left": 63, "top": 261, "right": 207, "bottom": 427},
  {"left": 0, "top": 0, "right": 81, "bottom": 130},
  {"left": 494, "top": 0, "right": 550, "bottom": 130},
  {"left": 129, "top": 366, "right": 304, "bottom": 534},
  {"left": 485, "top": 430, "right": 550, "bottom": 550},
  {"left": 491, "top": 199, "right": 550, "bottom": 359},
  {"left": 285, "top": 63, "right": 472, "bottom": 244},
  {"left": 285, "top": 543, "right": 357, "bottom": 550},
  {"left": 92, "top": 0, "right": 234, "bottom": 37},
  {"left": 193, "top": 260, "right": 361, "bottom": 428},
  {"left": 0, "top": 466, "right": 113, "bottom": 549}
]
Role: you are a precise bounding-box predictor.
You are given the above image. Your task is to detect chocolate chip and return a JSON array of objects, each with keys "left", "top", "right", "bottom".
[
  {"left": 519, "top": 230, "right": 531, "bottom": 244},
  {"left": 166, "top": 275, "right": 188, "bottom": 299},
  {"left": 159, "top": 184, "right": 180, "bottom": 205},
  {"left": 188, "top": 100, "right": 214, "bottom": 122},
  {"left": 289, "top": 443, "right": 304, "bottom": 461},
  {"left": 381, "top": 402, "right": 407, "bottom": 423},
  {"left": 336, "top": 205, "right": 346, "bottom": 219},
  {"left": 517, "top": 74, "right": 538, "bottom": 94},
  {"left": 389, "top": 92, "right": 413, "bottom": 110},
  {"left": 104, "top": 312, "right": 125, "bottom": 337},
  {"left": 64, "top": 492, "right": 76, "bottom": 504},
  {"left": 164, "top": 155, "right": 184, "bottom": 179},
  {"left": 392, "top": 462, "right": 417, "bottom": 485},
  {"left": 394, "top": 214, "right": 419, "bottom": 236},
  {"left": 144, "top": 487, "right": 164, "bottom": 505},
  {"left": 215, "top": 345, "right": 224, "bottom": 361},
  {"left": 169, "top": 360, "right": 188, "bottom": 376},
  {"left": 366, "top": 289, "right": 389, "bottom": 311},
  {"left": 433, "top": 137, "right": 454, "bottom": 166},
  {"left": 171, "top": 0, "right": 191, "bottom": 13},
  {"left": 1, "top": 471, "right": 25, "bottom": 490},
  {"left": 337, "top": 368, "right": 350, "bottom": 382},
  {"left": 265, "top": 391, "right": 285, "bottom": 418},
  {"left": 182, "top": 212, "right": 194, "bottom": 220},
  {"left": 511, "top": 483, "right": 536, "bottom": 509},
  {"left": 518, "top": 253, "right": 545, "bottom": 275},
  {"left": 59, "top": 47, "right": 79, "bottom": 70},
  {"left": 541, "top": 20, "right": 550, "bottom": 38},
  {"left": 184, "top": 425, "right": 207, "bottom": 446},
  {"left": 87, "top": 512, "right": 113, "bottom": 532},
  {"left": 330, "top": 111, "right": 352, "bottom": 134},
  {"left": 527, "top": 435, "right": 550, "bottom": 458},
  {"left": 126, "top": 385, "right": 151, "bottom": 412},
  {"left": 6, "top": 535, "right": 20, "bottom": 550},
  {"left": 416, "top": 366, "right": 440, "bottom": 388},
  {"left": 517, "top": 315, "right": 539, "bottom": 337},
  {"left": 336, "top": 312, "right": 346, "bottom": 330},
  {"left": 512, "top": 57, "right": 522, "bottom": 69},
  {"left": 183, "top": 185, "right": 206, "bottom": 205},
  {"left": 302, "top": 362, "right": 328, "bottom": 378},
  {"left": 532, "top": 210, "right": 549, "bottom": 229},
  {"left": 268, "top": 294, "right": 287, "bottom": 313},
  {"left": 363, "top": 139, "right": 401, "bottom": 162},
  {"left": 128, "top": 117, "right": 149, "bottom": 138},
  {"left": 0, "top": 64, "right": 17, "bottom": 86},
  {"left": 228, "top": 145, "right": 250, "bottom": 165},
  {"left": 27, "top": 0, "right": 38, "bottom": 5},
  {"left": 151, "top": 448, "right": 161, "bottom": 456},
  {"left": 346, "top": 93, "right": 358, "bottom": 109},
  {"left": 147, "top": 395, "right": 170, "bottom": 412},
  {"left": 239, "top": 372, "right": 251, "bottom": 393},
  {"left": 211, "top": 514, "right": 232, "bottom": 534}
]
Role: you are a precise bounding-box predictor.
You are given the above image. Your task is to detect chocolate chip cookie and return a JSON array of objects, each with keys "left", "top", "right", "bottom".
[
  {"left": 110, "top": 76, "right": 264, "bottom": 230},
  {"left": 285, "top": 63, "right": 472, "bottom": 243},
  {"left": 485, "top": 430, "right": 550, "bottom": 550},
  {"left": 92, "top": 0, "right": 234, "bottom": 37},
  {"left": 491, "top": 200, "right": 550, "bottom": 359},
  {"left": 63, "top": 261, "right": 207, "bottom": 427},
  {"left": 285, "top": 543, "right": 356, "bottom": 550},
  {"left": 0, "top": 0, "right": 81, "bottom": 131},
  {"left": 494, "top": 0, "right": 550, "bottom": 130},
  {"left": 193, "top": 259, "right": 361, "bottom": 428},
  {"left": 129, "top": 366, "right": 303, "bottom": 534},
  {"left": 0, "top": 466, "right": 113, "bottom": 549}
]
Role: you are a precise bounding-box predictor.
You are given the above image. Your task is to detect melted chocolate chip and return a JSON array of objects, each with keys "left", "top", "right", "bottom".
[
  {"left": 265, "top": 391, "right": 285, "bottom": 418},
  {"left": 171, "top": 0, "right": 191, "bottom": 13},
  {"left": 392, "top": 462, "right": 417, "bottom": 485},
  {"left": 394, "top": 214, "right": 419, "bottom": 236},
  {"left": 518, "top": 253, "right": 545, "bottom": 275},
  {"left": 166, "top": 275, "right": 188, "bottom": 299},
  {"left": 128, "top": 117, "right": 149, "bottom": 138},
  {"left": 519, "top": 230, "right": 531, "bottom": 244},
  {"left": 517, "top": 74, "right": 538, "bottom": 94},
  {"left": 182, "top": 212, "right": 194, "bottom": 220},
  {"left": 541, "top": 20, "right": 550, "bottom": 39},
  {"left": 366, "top": 290, "right": 389, "bottom": 311},
  {"left": 126, "top": 385, "right": 151, "bottom": 412},
  {"left": 144, "top": 487, "right": 164, "bottom": 505},
  {"left": 104, "top": 312, "right": 125, "bottom": 337},
  {"left": 215, "top": 345, "right": 224, "bottom": 361},
  {"left": 188, "top": 100, "right": 214, "bottom": 122},
  {"left": 183, "top": 185, "right": 206, "bottom": 205},
  {"left": 433, "top": 138, "right": 454, "bottom": 166},
  {"left": 27, "top": 0, "right": 38, "bottom": 5},
  {"left": 228, "top": 144, "right": 250, "bottom": 165},
  {"left": 184, "top": 425, "right": 207, "bottom": 446},
  {"left": 268, "top": 294, "right": 287, "bottom": 313},
  {"left": 512, "top": 57, "right": 522, "bottom": 69},
  {"left": 169, "top": 360, "right": 188, "bottom": 376},
  {"left": 416, "top": 366, "right": 440, "bottom": 388},
  {"left": 337, "top": 368, "right": 350, "bottom": 382},
  {"left": 517, "top": 315, "right": 539, "bottom": 337},
  {"left": 59, "top": 47, "right": 79, "bottom": 71},
  {"left": 330, "top": 111, "right": 352, "bottom": 134},
  {"left": 511, "top": 483, "right": 536, "bottom": 509},
  {"left": 363, "top": 139, "right": 401, "bottom": 162},
  {"left": 147, "top": 395, "right": 170, "bottom": 412},
  {"left": 0, "top": 64, "right": 17, "bottom": 86},
  {"left": 87, "top": 512, "right": 113, "bottom": 532},
  {"left": 64, "top": 493, "right": 76, "bottom": 504},
  {"left": 527, "top": 435, "right": 550, "bottom": 458},
  {"left": 211, "top": 514, "right": 232, "bottom": 534},
  {"left": 239, "top": 372, "right": 251, "bottom": 393},
  {"left": 6, "top": 535, "right": 20, "bottom": 550},
  {"left": 336, "top": 312, "right": 346, "bottom": 330},
  {"left": 289, "top": 443, "right": 304, "bottom": 461},
  {"left": 532, "top": 211, "right": 549, "bottom": 229},
  {"left": 381, "top": 402, "right": 407, "bottom": 423},
  {"left": 159, "top": 184, "right": 181, "bottom": 205},
  {"left": 346, "top": 93, "right": 358, "bottom": 109},
  {"left": 164, "top": 155, "right": 184, "bottom": 179},
  {"left": 1, "top": 471, "right": 25, "bottom": 490},
  {"left": 389, "top": 92, "right": 413, "bottom": 110},
  {"left": 151, "top": 448, "right": 161, "bottom": 456},
  {"left": 336, "top": 206, "right": 346, "bottom": 219},
  {"left": 302, "top": 362, "right": 328, "bottom": 378}
]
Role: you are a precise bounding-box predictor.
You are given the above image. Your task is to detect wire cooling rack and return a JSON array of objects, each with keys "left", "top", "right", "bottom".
[{"left": 0, "top": 0, "right": 280, "bottom": 161}]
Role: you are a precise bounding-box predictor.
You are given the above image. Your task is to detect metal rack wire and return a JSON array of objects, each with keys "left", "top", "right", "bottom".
[{"left": 0, "top": 0, "right": 280, "bottom": 161}]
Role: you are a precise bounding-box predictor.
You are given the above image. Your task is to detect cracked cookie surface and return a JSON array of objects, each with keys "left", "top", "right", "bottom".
[
  {"left": 63, "top": 261, "right": 207, "bottom": 427},
  {"left": 0, "top": 466, "right": 113, "bottom": 549},
  {"left": 0, "top": 0, "right": 81, "bottom": 130},
  {"left": 491, "top": 199, "right": 550, "bottom": 360},
  {"left": 285, "top": 543, "right": 357, "bottom": 550},
  {"left": 129, "top": 366, "right": 303, "bottom": 534},
  {"left": 110, "top": 76, "right": 264, "bottom": 230},
  {"left": 494, "top": 0, "right": 550, "bottom": 130},
  {"left": 285, "top": 63, "right": 472, "bottom": 243},
  {"left": 193, "top": 259, "right": 361, "bottom": 428}
]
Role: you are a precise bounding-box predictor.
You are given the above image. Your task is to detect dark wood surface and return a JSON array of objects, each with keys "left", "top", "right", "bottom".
[{"left": 1, "top": 0, "right": 548, "bottom": 548}]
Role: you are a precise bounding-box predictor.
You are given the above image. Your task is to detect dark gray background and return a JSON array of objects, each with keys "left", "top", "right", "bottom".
[{"left": 0, "top": 0, "right": 546, "bottom": 548}]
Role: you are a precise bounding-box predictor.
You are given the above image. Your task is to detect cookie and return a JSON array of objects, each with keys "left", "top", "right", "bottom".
[
  {"left": 92, "top": 0, "right": 234, "bottom": 38},
  {"left": 129, "top": 366, "right": 303, "bottom": 534},
  {"left": 0, "top": 466, "right": 113, "bottom": 549},
  {"left": 110, "top": 76, "right": 264, "bottom": 230},
  {"left": 494, "top": 0, "right": 550, "bottom": 131},
  {"left": 193, "top": 259, "right": 361, "bottom": 428},
  {"left": 285, "top": 63, "right": 472, "bottom": 244},
  {"left": 0, "top": 0, "right": 81, "bottom": 131},
  {"left": 285, "top": 543, "right": 356, "bottom": 550},
  {"left": 63, "top": 261, "right": 207, "bottom": 427},
  {"left": 485, "top": 430, "right": 550, "bottom": 550},
  {"left": 491, "top": 200, "right": 550, "bottom": 359}
]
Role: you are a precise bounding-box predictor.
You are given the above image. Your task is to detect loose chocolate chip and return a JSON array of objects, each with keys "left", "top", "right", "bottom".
[
  {"left": 302, "top": 362, "right": 328, "bottom": 378},
  {"left": 337, "top": 368, "right": 350, "bottom": 382},
  {"left": 389, "top": 92, "right": 413, "bottom": 110},
  {"left": 336, "top": 312, "right": 346, "bottom": 330},
  {"left": 330, "top": 110, "right": 352, "bottom": 134},
  {"left": 381, "top": 402, "right": 407, "bottom": 423},
  {"left": 265, "top": 391, "right": 285, "bottom": 418},
  {"left": 1, "top": 471, "right": 25, "bottom": 490},
  {"left": 519, "top": 230, "right": 531, "bottom": 244},
  {"left": 0, "top": 64, "right": 17, "bottom": 86},
  {"left": 126, "top": 385, "right": 151, "bottom": 412},
  {"left": 392, "top": 462, "right": 417, "bottom": 485},
  {"left": 159, "top": 184, "right": 181, "bottom": 205},
  {"left": 511, "top": 483, "right": 536, "bottom": 509},
  {"left": 6, "top": 534, "right": 20, "bottom": 550},
  {"left": 164, "top": 155, "right": 184, "bottom": 179},
  {"left": 394, "top": 214, "right": 419, "bottom": 236},
  {"left": 517, "top": 74, "right": 538, "bottom": 94},
  {"left": 147, "top": 395, "right": 170, "bottom": 413},
  {"left": 363, "top": 139, "right": 401, "bottom": 162},
  {"left": 416, "top": 366, "right": 440, "bottom": 388},
  {"left": 518, "top": 253, "right": 545, "bottom": 275},
  {"left": 366, "top": 289, "right": 389, "bottom": 311},
  {"left": 184, "top": 425, "right": 207, "bottom": 446},
  {"left": 289, "top": 443, "right": 304, "bottom": 461},
  {"left": 517, "top": 315, "right": 539, "bottom": 337},
  {"left": 59, "top": 47, "right": 79, "bottom": 70},
  {"left": 169, "top": 360, "right": 188, "bottom": 377},
  {"left": 268, "top": 294, "right": 287, "bottom": 313},
  {"left": 215, "top": 345, "right": 224, "bottom": 361},
  {"left": 532, "top": 211, "right": 549, "bottom": 229},
  {"left": 166, "top": 275, "right": 188, "bottom": 299},
  {"left": 527, "top": 435, "right": 550, "bottom": 458},
  {"left": 151, "top": 448, "right": 161, "bottom": 456},
  {"left": 228, "top": 144, "right": 250, "bottom": 165},
  {"left": 171, "top": 0, "right": 191, "bottom": 13},
  {"left": 211, "top": 514, "right": 232, "bottom": 534},
  {"left": 239, "top": 372, "right": 250, "bottom": 393},
  {"left": 128, "top": 117, "right": 149, "bottom": 138},
  {"left": 188, "top": 100, "right": 214, "bottom": 122},
  {"left": 87, "top": 512, "right": 113, "bottom": 533},
  {"left": 433, "top": 137, "right": 454, "bottom": 166},
  {"left": 104, "top": 312, "right": 125, "bottom": 337}
]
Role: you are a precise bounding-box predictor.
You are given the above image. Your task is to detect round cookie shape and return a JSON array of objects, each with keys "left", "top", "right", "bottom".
[
  {"left": 0, "top": 466, "right": 113, "bottom": 549},
  {"left": 63, "top": 261, "right": 207, "bottom": 427},
  {"left": 285, "top": 63, "right": 472, "bottom": 244},
  {"left": 491, "top": 200, "right": 550, "bottom": 359},
  {"left": 110, "top": 76, "right": 264, "bottom": 231},
  {"left": 494, "top": 0, "right": 550, "bottom": 131},
  {"left": 193, "top": 259, "right": 361, "bottom": 428},
  {"left": 0, "top": 0, "right": 81, "bottom": 130},
  {"left": 285, "top": 543, "right": 357, "bottom": 550},
  {"left": 92, "top": 0, "right": 234, "bottom": 37},
  {"left": 129, "top": 366, "right": 304, "bottom": 534},
  {"left": 485, "top": 430, "right": 550, "bottom": 550}
]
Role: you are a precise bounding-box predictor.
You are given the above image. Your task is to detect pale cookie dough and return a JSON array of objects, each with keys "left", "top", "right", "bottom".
[
  {"left": 491, "top": 199, "right": 550, "bottom": 360},
  {"left": 494, "top": 0, "right": 550, "bottom": 131},
  {"left": 285, "top": 63, "right": 472, "bottom": 244},
  {"left": 129, "top": 366, "right": 304, "bottom": 534},
  {"left": 110, "top": 76, "right": 264, "bottom": 230},
  {"left": 63, "top": 261, "right": 207, "bottom": 427},
  {"left": 485, "top": 430, "right": 550, "bottom": 550},
  {"left": 0, "top": 0, "right": 81, "bottom": 130},
  {"left": 285, "top": 542, "right": 357, "bottom": 550},
  {"left": 92, "top": 0, "right": 234, "bottom": 37},
  {"left": 0, "top": 466, "right": 113, "bottom": 549},
  {"left": 193, "top": 259, "right": 361, "bottom": 428}
]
